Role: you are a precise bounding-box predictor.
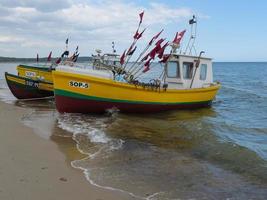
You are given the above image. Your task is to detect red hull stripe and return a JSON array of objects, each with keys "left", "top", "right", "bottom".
[{"left": 54, "top": 89, "right": 212, "bottom": 113}]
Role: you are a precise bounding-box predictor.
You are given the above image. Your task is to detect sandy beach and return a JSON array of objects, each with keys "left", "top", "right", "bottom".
[{"left": 0, "top": 100, "right": 134, "bottom": 200}]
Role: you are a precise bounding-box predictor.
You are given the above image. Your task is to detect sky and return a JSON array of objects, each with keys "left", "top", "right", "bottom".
[{"left": 0, "top": 0, "right": 266, "bottom": 61}]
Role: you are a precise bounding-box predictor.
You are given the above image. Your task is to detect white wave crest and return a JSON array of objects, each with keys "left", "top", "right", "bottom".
[{"left": 57, "top": 113, "right": 111, "bottom": 144}]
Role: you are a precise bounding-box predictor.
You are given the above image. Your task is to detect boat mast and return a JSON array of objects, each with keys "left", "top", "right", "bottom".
[{"left": 184, "top": 15, "right": 197, "bottom": 56}]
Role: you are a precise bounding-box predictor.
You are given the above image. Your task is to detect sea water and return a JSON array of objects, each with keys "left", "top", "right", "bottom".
[{"left": 0, "top": 62, "right": 267, "bottom": 199}]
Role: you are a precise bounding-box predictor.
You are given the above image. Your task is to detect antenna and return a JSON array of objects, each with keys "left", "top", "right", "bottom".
[
  {"left": 112, "top": 41, "right": 116, "bottom": 53},
  {"left": 184, "top": 15, "right": 197, "bottom": 56}
]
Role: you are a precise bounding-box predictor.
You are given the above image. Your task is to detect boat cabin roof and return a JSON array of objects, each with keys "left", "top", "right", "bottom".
[{"left": 169, "top": 54, "right": 212, "bottom": 61}]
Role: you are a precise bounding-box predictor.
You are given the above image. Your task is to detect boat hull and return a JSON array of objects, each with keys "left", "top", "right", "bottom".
[
  {"left": 52, "top": 70, "right": 220, "bottom": 113},
  {"left": 55, "top": 94, "right": 212, "bottom": 113},
  {"left": 17, "top": 64, "right": 53, "bottom": 82},
  {"left": 5, "top": 72, "right": 54, "bottom": 100}
]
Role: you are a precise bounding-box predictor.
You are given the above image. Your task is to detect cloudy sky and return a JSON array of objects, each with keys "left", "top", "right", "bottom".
[{"left": 0, "top": 0, "right": 266, "bottom": 61}]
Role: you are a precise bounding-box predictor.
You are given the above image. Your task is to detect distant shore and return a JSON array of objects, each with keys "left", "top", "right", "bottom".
[
  {"left": 0, "top": 56, "right": 266, "bottom": 63},
  {"left": 0, "top": 100, "right": 134, "bottom": 200},
  {"left": 0, "top": 56, "right": 92, "bottom": 63}
]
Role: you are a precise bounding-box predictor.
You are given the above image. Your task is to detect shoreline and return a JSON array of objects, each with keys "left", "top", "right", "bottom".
[{"left": 0, "top": 100, "right": 135, "bottom": 200}]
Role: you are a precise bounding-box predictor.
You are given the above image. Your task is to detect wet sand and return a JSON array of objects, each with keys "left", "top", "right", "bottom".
[{"left": 0, "top": 101, "right": 134, "bottom": 200}]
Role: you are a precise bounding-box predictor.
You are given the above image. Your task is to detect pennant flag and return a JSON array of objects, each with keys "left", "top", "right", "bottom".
[
  {"left": 155, "top": 38, "right": 165, "bottom": 46},
  {"left": 173, "top": 30, "right": 186, "bottom": 44},
  {"left": 120, "top": 50, "right": 126, "bottom": 65},
  {"left": 149, "top": 47, "right": 158, "bottom": 59},
  {"left": 61, "top": 50, "right": 69, "bottom": 58},
  {"left": 149, "top": 42, "right": 162, "bottom": 59},
  {"left": 127, "top": 46, "right": 137, "bottom": 56},
  {"left": 133, "top": 28, "right": 146, "bottom": 40},
  {"left": 173, "top": 32, "right": 178, "bottom": 43},
  {"left": 136, "top": 28, "right": 146, "bottom": 40},
  {"left": 139, "top": 11, "right": 144, "bottom": 25},
  {"left": 127, "top": 43, "right": 134, "bottom": 55},
  {"left": 142, "top": 58, "right": 152, "bottom": 73},
  {"left": 189, "top": 15, "right": 196, "bottom": 25},
  {"left": 70, "top": 46, "right": 79, "bottom": 60},
  {"left": 149, "top": 29, "right": 164, "bottom": 45},
  {"left": 141, "top": 52, "right": 150, "bottom": 62},
  {"left": 157, "top": 42, "right": 169, "bottom": 59},
  {"left": 55, "top": 57, "right": 61, "bottom": 64},
  {"left": 75, "top": 46, "right": 79, "bottom": 53},
  {"left": 144, "top": 58, "right": 151, "bottom": 67},
  {"left": 142, "top": 66, "right": 150, "bottom": 73},
  {"left": 36, "top": 53, "right": 39, "bottom": 63},
  {"left": 65, "top": 38, "right": 69, "bottom": 45},
  {"left": 133, "top": 30, "right": 139, "bottom": 39},
  {"left": 159, "top": 54, "right": 170, "bottom": 63},
  {"left": 141, "top": 39, "right": 163, "bottom": 61},
  {"left": 73, "top": 53, "right": 79, "bottom": 62},
  {"left": 47, "top": 51, "right": 52, "bottom": 62}
]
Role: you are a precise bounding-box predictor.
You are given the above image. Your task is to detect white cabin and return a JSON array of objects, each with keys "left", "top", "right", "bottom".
[{"left": 164, "top": 54, "right": 214, "bottom": 89}]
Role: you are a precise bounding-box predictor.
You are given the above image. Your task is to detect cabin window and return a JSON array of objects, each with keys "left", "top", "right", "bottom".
[
  {"left": 167, "top": 61, "right": 180, "bottom": 78},
  {"left": 183, "top": 62, "right": 194, "bottom": 79},
  {"left": 200, "top": 64, "right": 207, "bottom": 80}
]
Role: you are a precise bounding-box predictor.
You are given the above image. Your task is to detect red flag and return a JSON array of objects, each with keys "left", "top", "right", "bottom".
[
  {"left": 159, "top": 54, "right": 170, "bottom": 63},
  {"left": 142, "top": 66, "right": 150, "bottom": 73},
  {"left": 47, "top": 51, "right": 52, "bottom": 62},
  {"left": 141, "top": 52, "right": 150, "bottom": 62},
  {"left": 133, "top": 28, "right": 146, "bottom": 40},
  {"left": 133, "top": 30, "right": 139, "bottom": 39},
  {"left": 155, "top": 38, "right": 165, "bottom": 46},
  {"left": 148, "top": 29, "right": 164, "bottom": 45},
  {"left": 127, "top": 46, "right": 137, "bottom": 56},
  {"left": 73, "top": 53, "right": 79, "bottom": 62},
  {"left": 173, "top": 30, "right": 186, "bottom": 44},
  {"left": 149, "top": 42, "right": 162, "bottom": 59},
  {"left": 136, "top": 28, "right": 146, "bottom": 40},
  {"left": 172, "top": 32, "right": 178, "bottom": 43},
  {"left": 149, "top": 47, "right": 157, "bottom": 59},
  {"left": 157, "top": 42, "right": 169, "bottom": 59},
  {"left": 139, "top": 11, "right": 144, "bottom": 25},
  {"left": 55, "top": 57, "right": 61, "bottom": 64},
  {"left": 36, "top": 53, "right": 39, "bottom": 63},
  {"left": 127, "top": 43, "right": 134, "bottom": 55},
  {"left": 144, "top": 58, "right": 152, "bottom": 66},
  {"left": 142, "top": 41, "right": 163, "bottom": 61},
  {"left": 142, "top": 58, "right": 152, "bottom": 73},
  {"left": 120, "top": 50, "right": 126, "bottom": 65}
]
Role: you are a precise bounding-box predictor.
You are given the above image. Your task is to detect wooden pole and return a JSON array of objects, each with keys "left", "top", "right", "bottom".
[{"left": 190, "top": 51, "right": 204, "bottom": 88}]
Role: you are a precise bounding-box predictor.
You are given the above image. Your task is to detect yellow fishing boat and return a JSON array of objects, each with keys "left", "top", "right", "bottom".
[
  {"left": 4, "top": 64, "right": 54, "bottom": 99},
  {"left": 17, "top": 64, "right": 54, "bottom": 82},
  {"left": 52, "top": 54, "right": 220, "bottom": 113},
  {"left": 52, "top": 14, "right": 220, "bottom": 113},
  {"left": 5, "top": 72, "right": 54, "bottom": 99}
]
